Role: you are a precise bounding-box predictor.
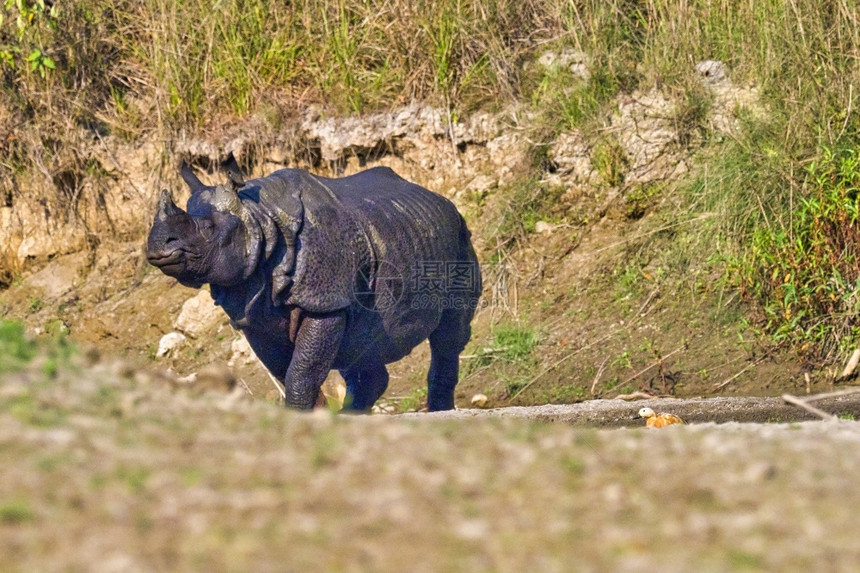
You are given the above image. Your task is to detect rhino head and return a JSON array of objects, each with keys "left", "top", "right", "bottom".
[{"left": 146, "top": 160, "right": 249, "bottom": 288}]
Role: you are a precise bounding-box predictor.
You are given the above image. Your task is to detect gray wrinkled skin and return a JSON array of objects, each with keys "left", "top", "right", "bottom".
[{"left": 147, "top": 161, "right": 481, "bottom": 411}]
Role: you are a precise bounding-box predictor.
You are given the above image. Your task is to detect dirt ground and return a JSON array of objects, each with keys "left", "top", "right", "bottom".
[{"left": 1, "top": 354, "right": 860, "bottom": 572}]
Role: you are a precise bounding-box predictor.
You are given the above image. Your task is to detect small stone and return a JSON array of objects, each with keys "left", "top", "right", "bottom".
[
  {"left": 537, "top": 50, "right": 558, "bottom": 69},
  {"left": 466, "top": 174, "right": 497, "bottom": 194},
  {"left": 471, "top": 393, "right": 489, "bottom": 408},
  {"left": 695, "top": 60, "right": 728, "bottom": 85},
  {"left": 156, "top": 332, "right": 186, "bottom": 358},
  {"left": 534, "top": 221, "right": 554, "bottom": 234},
  {"left": 227, "top": 335, "right": 255, "bottom": 368}
]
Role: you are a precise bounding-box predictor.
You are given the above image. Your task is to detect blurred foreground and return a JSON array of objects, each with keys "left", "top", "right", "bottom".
[{"left": 1, "top": 345, "right": 859, "bottom": 571}]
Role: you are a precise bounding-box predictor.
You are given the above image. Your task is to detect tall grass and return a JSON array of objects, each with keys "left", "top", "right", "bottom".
[{"left": 1, "top": 1, "right": 857, "bottom": 131}]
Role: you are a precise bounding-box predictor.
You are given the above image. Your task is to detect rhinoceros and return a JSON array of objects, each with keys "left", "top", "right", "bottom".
[{"left": 146, "top": 156, "right": 481, "bottom": 411}]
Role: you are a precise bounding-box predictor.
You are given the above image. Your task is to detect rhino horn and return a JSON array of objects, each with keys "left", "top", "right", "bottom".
[
  {"left": 156, "top": 189, "right": 185, "bottom": 222},
  {"left": 180, "top": 160, "right": 207, "bottom": 194}
]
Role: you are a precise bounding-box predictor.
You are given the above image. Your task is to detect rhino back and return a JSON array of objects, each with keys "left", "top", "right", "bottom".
[{"left": 316, "top": 168, "right": 479, "bottom": 366}]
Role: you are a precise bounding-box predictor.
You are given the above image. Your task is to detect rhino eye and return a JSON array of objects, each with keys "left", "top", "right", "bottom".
[{"left": 195, "top": 219, "right": 215, "bottom": 238}]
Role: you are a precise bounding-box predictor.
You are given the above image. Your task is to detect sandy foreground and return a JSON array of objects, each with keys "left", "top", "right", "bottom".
[{"left": 1, "top": 361, "right": 860, "bottom": 571}]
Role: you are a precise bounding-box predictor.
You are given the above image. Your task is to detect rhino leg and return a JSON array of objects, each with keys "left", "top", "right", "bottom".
[
  {"left": 283, "top": 311, "right": 347, "bottom": 409},
  {"left": 426, "top": 310, "right": 473, "bottom": 411},
  {"left": 339, "top": 363, "right": 389, "bottom": 412}
]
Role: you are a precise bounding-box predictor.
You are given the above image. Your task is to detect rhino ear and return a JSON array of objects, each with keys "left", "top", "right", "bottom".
[
  {"left": 220, "top": 152, "right": 245, "bottom": 189},
  {"left": 212, "top": 183, "right": 244, "bottom": 216},
  {"left": 180, "top": 160, "right": 207, "bottom": 194}
]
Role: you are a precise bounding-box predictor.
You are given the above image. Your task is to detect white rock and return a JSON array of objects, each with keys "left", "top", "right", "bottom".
[
  {"left": 534, "top": 221, "right": 555, "bottom": 234},
  {"left": 227, "top": 335, "right": 255, "bottom": 368},
  {"left": 695, "top": 60, "right": 728, "bottom": 85},
  {"left": 174, "top": 290, "right": 221, "bottom": 338},
  {"left": 471, "top": 393, "right": 489, "bottom": 408},
  {"left": 156, "top": 332, "right": 187, "bottom": 358}
]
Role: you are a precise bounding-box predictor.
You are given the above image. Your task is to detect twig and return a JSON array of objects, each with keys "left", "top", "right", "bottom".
[
  {"left": 636, "top": 286, "right": 660, "bottom": 317},
  {"left": 836, "top": 82, "right": 854, "bottom": 142},
  {"left": 267, "top": 372, "right": 286, "bottom": 400},
  {"left": 713, "top": 356, "right": 766, "bottom": 390},
  {"left": 590, "top": 357, "right": 609, "bottom": 396},
  {"left": 238, "top": 377, "right": 254, "bottom": 397},
  {"left": 802, "top": 387, "right": 860, "bottom": 403},
  {"left": 614, "top": 391, "right": 655, "bottom": 401},
  {"left": 460, "top": 346, "right": 516, "bottom": 360},
  {"left": 583, "top": 213, "right": 716, "bottom": 259},
  {"left": 782, "top": 393, "right": 837, "bottom": 421}
]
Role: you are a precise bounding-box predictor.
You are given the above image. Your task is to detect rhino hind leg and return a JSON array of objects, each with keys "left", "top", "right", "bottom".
[
  {"left": 426, "top": 309, "right": 473, "bottom": 411},
  {"left": 339, "top": 363, "right": 389, "bottom": 412}
]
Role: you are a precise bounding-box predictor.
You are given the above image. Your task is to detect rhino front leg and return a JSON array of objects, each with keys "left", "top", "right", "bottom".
[{"left": 283, "top": 310, "right": 346, "bottom": 409}]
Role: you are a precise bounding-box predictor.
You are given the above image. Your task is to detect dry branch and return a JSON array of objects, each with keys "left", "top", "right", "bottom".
[
  {"left": 840, "top": 348, "right": 860, "bottom": 379},
  {"left": 801, "top": 387, "right": 860, "bottom": 403},
  {"left": 781, "top": 393, "right": 837, "bottom": 421}
]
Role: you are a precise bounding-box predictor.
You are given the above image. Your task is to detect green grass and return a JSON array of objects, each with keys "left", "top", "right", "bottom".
[
  {"left": 397, "top": 387, "right": 427, "bottom": 413},
  {"left": 724, "top": 147, "right": 860, "bottom": 358},
  {"left": 0, "top": 320, "right": 37, "bottom": 373},
  {"left": 0, "top": 500, "right": 34, "bottom": 524}
]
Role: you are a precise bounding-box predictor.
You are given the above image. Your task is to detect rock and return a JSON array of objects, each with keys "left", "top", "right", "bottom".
[
  {"left": 302, "top": 104, "right": 501, "bottom": 164},
  {"left": 534, "top": 221, "right": 555, "bottom": 234},
  {"left": 612, "top": 89, "right": 685, "bottom": 185},
  {"left": 551, "top": 131, "right": 597, "bottom": 183},
  {"left": 471, "top": 393, "right": 489, "bottom": 408},
  {"left": 537, "top": 50, "right": 559, "bottom": 69},
  {"left": 21, "top": 252, "right": 88, "bottom": 299},
  {"left": 538, "top": 49, "right": 589, "bottom": 80},
  {"left": 321, "top": 372, "right": 347, "bottom": 410},
  {"left": 372, "top": 401, "right": 397, "bottom": 414},
  {"left": 156, "top": 332, "right": 186, "bottom": 358},
  {"left": 695, "top": 60, "right": 728, "bottom": 85},
  {"left": 174, "top": 290, "right": 222, "bottom": 338},
  {"left": 227, "top": 335, "right": 255, "bottom": 368},
  {"left": 694, "top": 61, "right": 762, "bottom": 135},
  {"left": 466, "top": 174, "right": 497, "bottom": 194},
  {"left": 486, "top": 132, "right": 530, "bottom": 186}
]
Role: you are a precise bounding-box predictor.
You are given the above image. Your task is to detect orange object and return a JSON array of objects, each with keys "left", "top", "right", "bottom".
[{"left": 638, "top": 407, "right": 685, "bottom": 428}]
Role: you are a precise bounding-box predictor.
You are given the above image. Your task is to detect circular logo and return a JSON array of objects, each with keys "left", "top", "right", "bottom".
[{"left": 352, "top": 260, "right": 405, "bottom": 312}]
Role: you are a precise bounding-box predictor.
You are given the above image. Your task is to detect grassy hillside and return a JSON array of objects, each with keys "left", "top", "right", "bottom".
[{"left": 3, "top": 0, "right": 860, "bottom": 372}]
